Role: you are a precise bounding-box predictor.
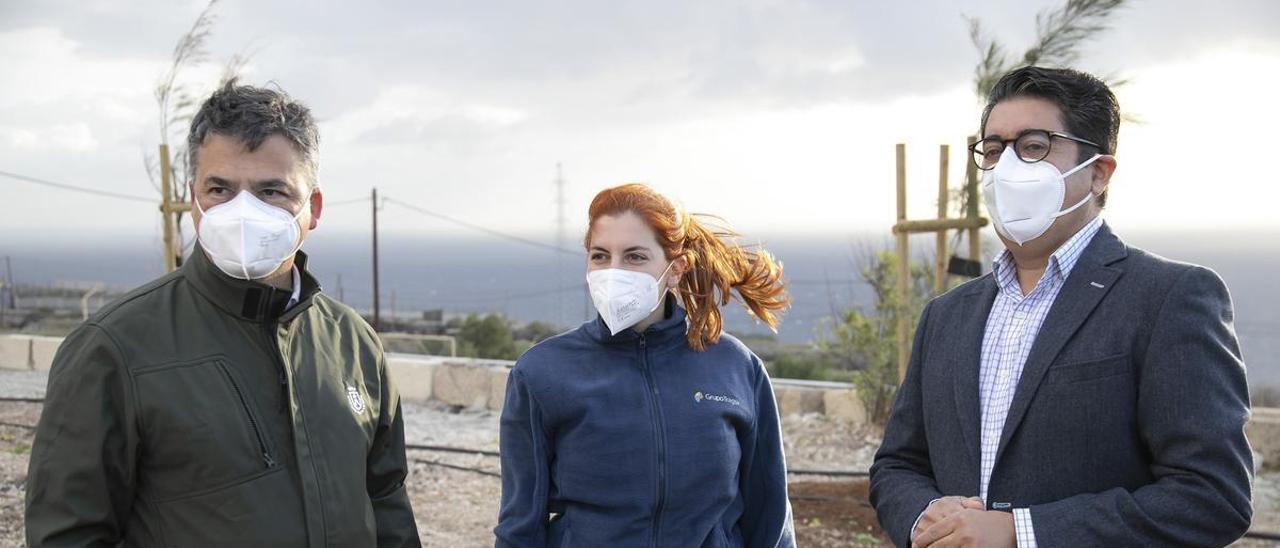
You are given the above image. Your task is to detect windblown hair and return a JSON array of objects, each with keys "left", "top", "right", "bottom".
[
  {"left": 585, "top": 183, "right": 789, "bottom": 351},
  {"left": 187, "top": 79, "right": 320, "bottom": 188}
]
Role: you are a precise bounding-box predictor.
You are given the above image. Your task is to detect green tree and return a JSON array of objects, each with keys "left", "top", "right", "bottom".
[
  {"left": 456, "top": 314, "right": 521, "bottom": 360},
  {"left": 514, "top": 321, "right": 562, "bottom": 345},
  {"left": 767, "top": 353, "right": 853, "bottom": 383},
  {"left": 817, "top": 251, "right": 933, "bottom": 425}
]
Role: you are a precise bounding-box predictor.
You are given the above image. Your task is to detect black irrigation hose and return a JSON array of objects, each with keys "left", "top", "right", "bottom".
[
  {"left": 0, "top": 421, "right": 36, "bottom": 430},
  {"left": 412, "top": 458, "right": 501, "bottom": 478},
  {"left": 405, "top": 443, "right": 500, "bottom": 458},
  {"left": 0, "top": 396, "right": 44, "bottom": 403},
  {"left": 405, "top": 444, "right": 871, "bottom": 479},
  {"left": 789, "top": 468, "right": 870, "bottom": 477},
  {"left": 1244, "top": 530, "right": 1280, "bottom": 542}
]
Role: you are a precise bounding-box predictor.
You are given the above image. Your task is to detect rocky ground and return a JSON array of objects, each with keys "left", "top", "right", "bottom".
[{"left": 1, "top": 370, "right": 1277, "bottom": 546}]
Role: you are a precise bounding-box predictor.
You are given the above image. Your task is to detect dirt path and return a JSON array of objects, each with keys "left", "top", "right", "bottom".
[{"left": 1, "top": 368, "right": 1277, "bottom": 546}]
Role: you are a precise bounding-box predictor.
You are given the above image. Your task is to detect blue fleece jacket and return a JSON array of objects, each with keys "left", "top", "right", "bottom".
[{"left": 495, "top": 298, "right": 795, "bottom": 547}]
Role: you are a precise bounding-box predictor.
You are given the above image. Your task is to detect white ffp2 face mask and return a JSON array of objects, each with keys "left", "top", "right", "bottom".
[
  {"left": 982, "top": 147, "right": 1101, "bottom": 246},
  {"left": 194, "top": 190, "right": 310, "bottom": 280},
  {"left": 587, "top": 262, "right": 674, "bottom": 336}
]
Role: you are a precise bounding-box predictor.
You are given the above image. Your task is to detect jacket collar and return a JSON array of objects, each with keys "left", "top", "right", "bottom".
[
  {"left": 183, "top": 247, "right": 322, "bottom": 323},
  {"left": 585, "top": 294, "right": 689, "bottom": 348}
]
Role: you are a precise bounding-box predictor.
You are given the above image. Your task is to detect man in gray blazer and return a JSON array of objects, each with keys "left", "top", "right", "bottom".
[{"left": 870, "top": 66, "right": 1253, "bottom": 548}]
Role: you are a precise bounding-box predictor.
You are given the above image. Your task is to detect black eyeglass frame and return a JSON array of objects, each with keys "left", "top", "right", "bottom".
[{"left": 969, "top": 129, "right": 1103, "bottom": 171}]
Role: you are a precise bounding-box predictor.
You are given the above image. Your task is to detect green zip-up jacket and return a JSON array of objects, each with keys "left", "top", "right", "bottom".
[{"left": 25, "top": 249, "right": 420, "bottom": 547}]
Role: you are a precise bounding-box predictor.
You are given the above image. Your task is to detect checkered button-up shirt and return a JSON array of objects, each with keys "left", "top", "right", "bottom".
[{"left": 979, "top": 216, "right": 1103, "bottom": 547}]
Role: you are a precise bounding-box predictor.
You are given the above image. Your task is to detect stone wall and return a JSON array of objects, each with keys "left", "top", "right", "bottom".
[
  {"left": 6, "top": 334, "right": 1276, "bottom": 467},
  {"left": 382, "top": 353, "right": 867, "bottom": 423},
  {"left": 0, "top": 334, "right": 867, "bottom": 422},
  {"left": 0, "top": 334, "right": 63, "bottom": 372}
]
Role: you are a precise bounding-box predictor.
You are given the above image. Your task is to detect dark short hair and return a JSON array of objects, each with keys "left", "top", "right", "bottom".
[
  {"left": 980, "top": 66, "right": 1119, "bottom": 206},
  {"left": 187, "top": 80, "right": 320, "bottom": 188}
]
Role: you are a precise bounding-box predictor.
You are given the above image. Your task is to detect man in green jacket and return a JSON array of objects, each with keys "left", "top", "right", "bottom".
[{"left": 25, "top": 81, "right": 421, "bottom": 547}]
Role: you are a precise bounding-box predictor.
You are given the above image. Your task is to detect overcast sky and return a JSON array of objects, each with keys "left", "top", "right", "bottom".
[{"left": 1, "top": 0, "right": 1278, "bottom": 245}]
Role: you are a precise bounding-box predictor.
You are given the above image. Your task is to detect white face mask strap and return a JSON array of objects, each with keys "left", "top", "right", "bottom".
[
  {"left": 655, "top": 260, "right": 677, "bottom": 290},
  {"left": 1051, "top": 153, "right": 1103, "bottom": 219},
  {"left": 293, "top": 188, "right": 314, "bottom": 222},
  {"left": 191, "top": 184, "right": 208, "bottom": 216},
  {"left": 1052, "top": 190, "right": 1094, "bottom": 219},
  {"left": 286, "top": 189, "right": 314, "bottom": 255},
  {"left": 1061, "top": 153, "right": 1102, "bottom": 178}
]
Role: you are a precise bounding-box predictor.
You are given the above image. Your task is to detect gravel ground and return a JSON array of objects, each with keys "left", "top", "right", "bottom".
[
  {"left": 0, "top": 401, "right": 41, "bottom": 548},
  {"left": 781, "top": 412, "right": 880, "bottom": 472},
  {"left": 0, "top": 371, "right": 47, "bottom": 400},
  {"left": 2, "top": 370, "right": 1279, "bottom": 546}
]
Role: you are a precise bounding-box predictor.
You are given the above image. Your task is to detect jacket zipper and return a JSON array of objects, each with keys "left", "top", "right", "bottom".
[
  {"left": 263, "top": 293, "right": 330, "bottom": 541},
  {"left": 216, "top": 361, "right": 278, "bottom": 468},
  {"left": 260, "top": 288, "right": 291, "bottom": 413},
  {"left": 265, "top": 322, "right": 290, "bottom": 412},
  {"left": 638, "top": 334, "right": 667, "bottom": 548}
]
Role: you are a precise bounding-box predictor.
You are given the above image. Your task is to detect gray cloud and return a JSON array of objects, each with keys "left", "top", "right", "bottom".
[
  {"left": 7, "top": 0, "right": 1277, "bottom": 126},
  {"left": 2, "top": 0, "right": 1278, "bottom": 234}
]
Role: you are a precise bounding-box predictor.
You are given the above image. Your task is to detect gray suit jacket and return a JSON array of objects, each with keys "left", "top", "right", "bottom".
[{"left": 869, "top": 224, "right": 1253, "bottom": 547}]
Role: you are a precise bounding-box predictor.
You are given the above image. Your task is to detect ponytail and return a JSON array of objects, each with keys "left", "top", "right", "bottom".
[{"left": 675, "top": 213, "right": 789, "bottom": 351}]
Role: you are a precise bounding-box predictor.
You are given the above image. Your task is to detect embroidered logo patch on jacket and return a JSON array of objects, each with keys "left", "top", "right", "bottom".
[{"left": 347, "top": 385, "right": 367, "bottom": 415}]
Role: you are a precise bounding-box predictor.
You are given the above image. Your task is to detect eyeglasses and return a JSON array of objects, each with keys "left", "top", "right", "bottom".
[{"left": 969, "top": 129, "right": 1102, "bottom": 171}]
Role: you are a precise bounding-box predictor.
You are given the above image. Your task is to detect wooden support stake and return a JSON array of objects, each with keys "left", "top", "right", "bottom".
[
  {"left": 895, "top": 144, "right": 910, "bottom": 382},
  {"left": 893, "top": 217, "right": 988, "bottom": 233},
  {"left": 159, "top": 144, "right": 178, "bottom": 273},
  {"left": 935, "top": 144, "right": 949, "bottom": 295},
  {"left": 372, "top": 187, "right": 382, "bottom": 331},
  {"left": 966, "top": 135, "right": 982, "bottom": 272}
]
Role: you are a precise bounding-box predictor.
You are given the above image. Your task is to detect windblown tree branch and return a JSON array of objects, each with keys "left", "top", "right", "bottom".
[
  {"left": 144, "top": 0, "right": 251, "bottom": 257},
  {"left": 155, "top": 0, "right": 219, "bottom": 151},
  {"left": 967, "top": 0, "right": 1128, "bottom": 100}
]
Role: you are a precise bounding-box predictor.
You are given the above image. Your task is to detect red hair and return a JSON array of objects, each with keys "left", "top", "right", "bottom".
[{"left": 585, "top": 183, "right": 789, "bottom": 351}]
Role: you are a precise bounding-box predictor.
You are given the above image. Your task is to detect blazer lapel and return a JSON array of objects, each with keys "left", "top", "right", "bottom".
[
  {"left": 953, "top": 276, "right": 998, "bottom": 473},
  {"left": 993, "top": 224, "right": 1128, "bottom": 463}
]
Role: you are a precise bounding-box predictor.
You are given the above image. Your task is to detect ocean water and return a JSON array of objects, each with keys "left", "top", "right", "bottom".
[{"left": 2, "top": 227, "right": 1276, "bottom": 387}]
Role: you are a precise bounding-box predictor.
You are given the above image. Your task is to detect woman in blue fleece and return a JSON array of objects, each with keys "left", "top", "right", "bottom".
[{"left": 496, "top": 183, "right": 795, "bottom": 547}]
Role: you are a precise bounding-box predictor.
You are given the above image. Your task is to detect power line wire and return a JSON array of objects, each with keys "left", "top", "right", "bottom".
[
  {"left": 388, "top": 284, "right": 587, "bottom": 304},
  {"left": 0, "top": 170, "right": 154, "bottom": 203},
  {"left": 384, "top": 196, "right": 580, "bottom": 256},
  {"left": 325, "top": 196, "right": 369, "bottom": 207}
]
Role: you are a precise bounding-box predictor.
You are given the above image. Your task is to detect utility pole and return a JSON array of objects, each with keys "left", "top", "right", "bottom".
[
  {"left": 371, "top": 187, "right": 381, "bottom": 331},
  {"left": 0, "top": 255, "right": 8, "bottom": 328},
  {"left": 336, "top": 274, "right": 345, "bottom": 302},
  {"left": 4, "top": 255, "right": 14, "bottom": 312},
  {"left": 554, "top": 162, "right": 567, "bottom": 327},
  {"left": 390, "top": 289, "right": 397, "bottom": 331}
]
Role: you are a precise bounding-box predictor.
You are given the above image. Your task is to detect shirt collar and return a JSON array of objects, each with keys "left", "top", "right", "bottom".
[
  {"left": 992, "top": 215, "right": 1105, "bottom": 297},
  {"left": 285, "top": 266, "right": 302, "bottom": 311}
]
